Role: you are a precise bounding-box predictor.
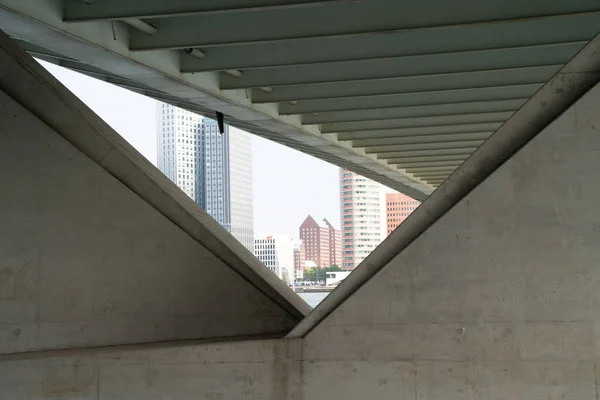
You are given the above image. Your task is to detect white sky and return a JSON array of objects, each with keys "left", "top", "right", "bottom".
[{"left": 39, "top": 60, "right": 346, "bottom": 238}]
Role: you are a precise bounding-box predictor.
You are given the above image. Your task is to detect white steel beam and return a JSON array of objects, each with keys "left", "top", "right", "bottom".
[
  {"left": 301, "top": 99, "right": 526, "bottom": 124},
  {"left": 277, "top": 85, "right": 542, "bottom": 114},
  {"left": 0, "top": 0, "right": 434, "bottom": 200},
  {"left": 220, "top": 43, "right": 581, "bottom": 89},
  {"left": 179, "top": 14, "right": 600, "bottom": 72},
  {"left": 338, "top": 124, "right": 501, "bottom": 141},
  {"left": 125, "top": 1, "right": 600, "bottom": 50},
  {"left": 320, "top": 112, "right": 513, "bottom": 133},
  {"left": 63, "top": 0, "right": 340, "bottom": 21}
]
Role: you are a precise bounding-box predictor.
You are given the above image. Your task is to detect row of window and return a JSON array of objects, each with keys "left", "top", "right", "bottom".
[{"left": 387, "top": 201, "right": 420, "bottom": 205}]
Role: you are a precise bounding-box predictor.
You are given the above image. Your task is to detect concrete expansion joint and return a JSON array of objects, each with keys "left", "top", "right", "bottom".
[
  {"left": 98, "top": 147, "right": 113, "bottom": 165},
  {"left": 595, "top": 364, "right": 599, "bottom": 400},
  {"left": 0, "top": 334, "right": 291, "bottom": 362}
]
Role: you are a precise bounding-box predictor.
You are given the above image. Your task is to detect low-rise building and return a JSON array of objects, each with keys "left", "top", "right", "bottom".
[
  {"left": 299, "top": 215, "right": 341, "bottom": 267},
  {"left": 254, "top": 235, "right": 295, "bottom": 284},
  {"left": 325, "top": 270, "right": 352, "bottom": 286},
  {"left": 293, "top": 240, "right": 305, "bottom": 281}
]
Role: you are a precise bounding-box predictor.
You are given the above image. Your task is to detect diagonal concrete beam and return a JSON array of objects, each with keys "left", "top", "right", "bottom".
[
  {"left": 288, "top": 30, "right": 600, "bottom": 338},
  {"left": 0, "top": 30, "right": 312, "bottom": 322}
]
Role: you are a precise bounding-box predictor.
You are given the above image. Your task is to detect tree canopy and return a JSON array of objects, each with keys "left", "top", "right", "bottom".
[{"left": 302, "top": 264, "right": 342, "bottom": 282}]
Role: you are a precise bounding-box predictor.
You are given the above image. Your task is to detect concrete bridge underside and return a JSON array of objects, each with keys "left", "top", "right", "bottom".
[
  {"left": 3, "top": 0, "right": 600, "bottom": 199},
  {"left": 3, "top": 5, "right": 600, "bottom": 398}
]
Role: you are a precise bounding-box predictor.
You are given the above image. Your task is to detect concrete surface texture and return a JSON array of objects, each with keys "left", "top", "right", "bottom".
[
  {"left": 3, "top": 75, "right": 600, "bottom": 400},
  {"left": 0, "top": 339, "right": 303, "bottom": 400},
  {"left": 301, "top": 81, "right": 600, "bottom": 398},
  {"left": 0, "top": 29, "right": 310, "bottom": 326},
  {"left": 3, "top": 22, "right": 600, "bottom": 400},
  {"left": 0, "top": 87, "right": 297, "bottom": 353}
]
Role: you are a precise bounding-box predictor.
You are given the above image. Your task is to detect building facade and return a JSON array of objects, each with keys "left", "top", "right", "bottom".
[
  {"left": 299, "top": 215, "right": 341, "bottom": 268},
  {"left": 339, "top": 169, "right": 382, "bottom": 269},
  {"left": 198, "top": 119, "right": 254, "bottom": 251},
  {"left": 385, "top": 192, "right": 420, "bottom": 236},
  {"left": 227, "top": 126, "right": 254, "bottom": 252},
  {"left": 157, "top": 102, "right": 203, "bottom": 199},
  {"left": 254, "top": 235, "right": 295, "bottom": 284},
  {"left": 157, "top": 103, "right": 254, "bottom": 251},
  {"left": 293, "top": 240, "right": 305, "bottom": 280},
  {"left": 196, "top": 118, "right": 229, "bottom": 227}
]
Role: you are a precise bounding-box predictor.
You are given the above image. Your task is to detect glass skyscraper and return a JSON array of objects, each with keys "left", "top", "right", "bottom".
[{"left": 157, "top": 103, "right": 254, "bottom": 252}]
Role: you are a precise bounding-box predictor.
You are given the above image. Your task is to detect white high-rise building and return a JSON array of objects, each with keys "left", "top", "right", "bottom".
[
  {"left": 157, "top": 103, "right": 203, "bottom": 199},
  {"left": 339, "top": 169, "right": 382, "bottom": 269},
  {"left": 227, "top": 126, "right": 254, "bottom": 252},
  {"left": 157, "top": 103, "right": 254, "bottom": 251},
  {"left": 254, "top": 235, "right": 295, "bottom": 284}
]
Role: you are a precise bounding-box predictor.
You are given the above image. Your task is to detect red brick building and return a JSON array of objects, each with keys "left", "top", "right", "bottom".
[
  {"left": 299, "top": 215, "right": 341, "bottom": 267},
  {"left": 386, "top": 192, "right": 420, "bottom": 236}
]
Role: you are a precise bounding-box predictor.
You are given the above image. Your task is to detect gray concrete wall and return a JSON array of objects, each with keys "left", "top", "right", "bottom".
[
  {"left": 0, "top": 88, "right": 296, "bottom": 354},
  {"left": 4, "top": 30, "right": 600, "bottom": 399},
  {"left": 0, "top": 338, "right": 302, "bottom": 400},
  {"left": 302, "top": 83, "right": 600, "bottom": 397}
]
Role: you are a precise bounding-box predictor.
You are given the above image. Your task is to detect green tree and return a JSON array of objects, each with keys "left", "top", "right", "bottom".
[
  {"left": 303, "top": 267, "right": 316, "bottom": 282},
  {"left": 303, "top": 265, "right": 342, "bottom": 283},
  {"left": 315, "top": 267, "right": 325, "bottom": 283}
]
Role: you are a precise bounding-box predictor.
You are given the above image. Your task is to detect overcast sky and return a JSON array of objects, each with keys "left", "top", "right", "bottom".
[{"left": 39, "top": 60, "right": 342, "bottom": 238}]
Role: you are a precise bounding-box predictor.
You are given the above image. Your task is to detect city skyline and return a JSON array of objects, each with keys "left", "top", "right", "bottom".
[{"left": 39, "top": 60, "right": 395, "bottom": 241}]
